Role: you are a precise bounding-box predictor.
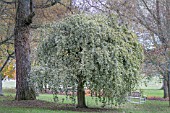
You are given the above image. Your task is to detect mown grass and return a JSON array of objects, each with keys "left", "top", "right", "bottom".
[
  {"left": 142, "top": 89, "right": 163, "bottom": 97},
  {"left": 37, "top": 94, "right": 107, "bottom": 108},
  {"left": 1, "top": 89, "right": 170, "bottom": 113},
  {"left": 1, "top": 79, "right": 170, "bottom": 113},
  {"left": 37, "top": 93, "right": 170, "bottom": 113},
  {"left": 1, "top": 93, "right": 170, "bottom": 113},
  {"left": 120, "top": 101, "right": 170, "bottom": 113},
  {"left": 0, "top": 106, "right": 74, "bottom": 113}
]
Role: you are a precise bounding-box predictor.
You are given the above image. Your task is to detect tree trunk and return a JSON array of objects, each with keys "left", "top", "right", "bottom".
[
  {"left": 163, "top": 79, "right": 168, "bottom": 98},
  {"left": 168, "top": 62, "right": 170, "bottom": 107},
  {"left": 14, "top": 0, "right": 36, "bottom": 100},
  {"left": 77, "top": 80, "right": 87, "bottom": 108},
  {"left": 0, "top": 75, "right": 3, "bottom": 96}
]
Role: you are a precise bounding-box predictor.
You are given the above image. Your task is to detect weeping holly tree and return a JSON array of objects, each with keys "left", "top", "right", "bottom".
[{"left": 33, "top": 14, "right": 143, "bottom": 108}]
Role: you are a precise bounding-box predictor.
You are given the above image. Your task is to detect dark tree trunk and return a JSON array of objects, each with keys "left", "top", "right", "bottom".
[
  {"left": 0, "top": 75, "right": 3, "bottom": 96},
  {"left": 168, "top": 79, "right": 170, "bottom": 106},
  {"left": 14, "top": 0, "right": 36, "bottom": 100},
  {"left": 163, "top": 79, "right": 168, "bottom": 98},
  {"left": 168, "top": 63, "right": 170, "bottom": 107},
  {"left": 77, "top": 79, "right": 87, "bottom": 108}
]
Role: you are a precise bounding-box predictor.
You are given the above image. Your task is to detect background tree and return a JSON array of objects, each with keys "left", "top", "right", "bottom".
[
  {"left": 14, "top": 0, "right": 37, "bottom": 100},
  {"left": 106, "top": 0, "right": 169, "bottom": 100},
  {"left": 134, "top": 0, "right": 170, "bottom": 100},
  {"left": 0, "top": 0, "right": 71, "bottom": 100},
  {"left": 107, "top": 0, "right": 170, "bottom": 100},
  {"left": 33, "top": 14, "right": 143, "bottom": 108},
  {"left": 0, "top": 1, "right": 15, "bottom": 96},
  {"left": 14, "top": 0, "right": 71, "bottom": 100},
  {"left": 79, "top": 0, "right": 170, "bottom": 100}
]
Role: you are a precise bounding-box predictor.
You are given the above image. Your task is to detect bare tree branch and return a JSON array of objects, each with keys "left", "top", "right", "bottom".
[
  {"left": 0, "top": 35, "right": 14, "bottom": 46},
  {"left": 135, "top": 15, "right": 158, "bottom": 35},
  {"left": 141, "top": 0, "right": 158, "bottom": 22},
  {"left": 0, "top": 51, "right": 14, "bottom": 72}
]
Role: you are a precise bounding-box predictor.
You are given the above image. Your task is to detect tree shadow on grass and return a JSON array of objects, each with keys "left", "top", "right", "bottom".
[{"left": 1, "top": 98, "right": 114, "bottom": 112}]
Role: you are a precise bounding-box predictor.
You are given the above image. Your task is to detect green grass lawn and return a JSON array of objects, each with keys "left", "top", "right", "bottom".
[
  {"left": 120, "top": 101, "right": 170, "bottom": 113},
  {"left": 37, "top": 94, "right": 108, "bottom": 108},
  {"left": 1, "top": 79, "right": 170, "bottom": 113},
  {"left": 1, "top": 91, "right": 170, "bottom": 113},
  {"left": 142, "top": 89, "right": 163, "bottom": 97},
  {"left": 0, "top": 106, "right": 73, "bottom": 113},
  {"left": 37, "top": 94, "right": 170, "bottom": 113}
]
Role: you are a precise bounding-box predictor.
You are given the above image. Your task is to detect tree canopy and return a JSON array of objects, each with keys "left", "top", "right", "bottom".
[{"left": 32, "top": 14, "right": 143, "bottom": 107}]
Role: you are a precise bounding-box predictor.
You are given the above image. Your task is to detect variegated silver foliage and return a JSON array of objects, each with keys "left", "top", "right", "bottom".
[{"left": 32, "top": 14, "right": 143, "bottom": 105}]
